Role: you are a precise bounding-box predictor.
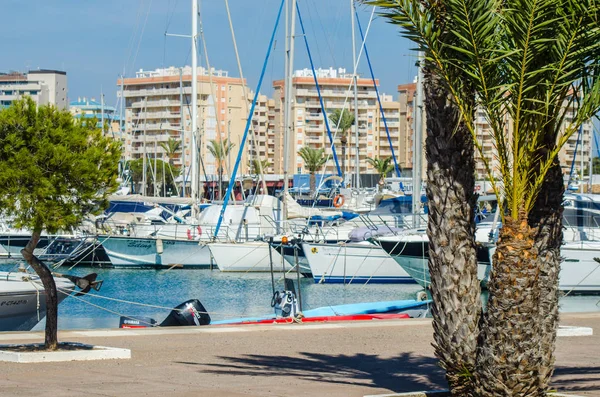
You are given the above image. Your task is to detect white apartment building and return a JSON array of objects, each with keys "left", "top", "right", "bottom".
[
  {"left": 272, "top": 67, "right": 404, "bottom": 183},
  {"left": 398, "top": 82, "right": 593, "bottom": 181},
  {"left": 0, "top": 69, "right": 68, "bottom": 110},
  {"left": 119, "top": 66, "right": 251, "bottom": 178}
]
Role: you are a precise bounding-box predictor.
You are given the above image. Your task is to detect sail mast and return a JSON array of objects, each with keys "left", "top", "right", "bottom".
[
  {"left": 191, "top": 0, "right": 199, "bottom": 214},
  {"left": 412, "top": 56, "right": 424, "bottom": 227},
  {"left": 351, "top": 0, "right": 360, "bottom": 189},
  {"left": 283, "top": 0, "right": 297, "bottom": 227}
]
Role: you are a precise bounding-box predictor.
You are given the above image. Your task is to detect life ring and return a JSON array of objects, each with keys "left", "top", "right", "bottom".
[
  {"left": 197, "top": 226, "right": 202, "bottom": 236},
  {"left": 333, "top": 194, "right": 345, "bottom": 208}
]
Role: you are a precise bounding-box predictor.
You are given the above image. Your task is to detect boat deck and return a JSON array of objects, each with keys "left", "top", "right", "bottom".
[{"left": 0, "top": 312, "right": 598, "bottom": 396}]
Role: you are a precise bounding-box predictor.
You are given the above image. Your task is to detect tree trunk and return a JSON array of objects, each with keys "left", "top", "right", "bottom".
[
  {"left": 475, "top": 214, "right": 542, "bottom": 396},
  {"left": 310, "top": 171, "right": 316, "bottom": 198},
  {"left": 20, "top": 229, "right": 59, "bottom": 350},
  {"left": 423, "top": 70, "right": 481, "bottom": 396},
  {"left": 529, "top": 159, "right": 564, "bottom": 393}
]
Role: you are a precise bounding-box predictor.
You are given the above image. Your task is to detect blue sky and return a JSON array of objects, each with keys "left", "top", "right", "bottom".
[{"left": 1, "top": 0, "right": 417, "bottom": 107}]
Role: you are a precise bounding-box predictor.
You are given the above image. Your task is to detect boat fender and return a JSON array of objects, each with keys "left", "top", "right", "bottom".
[
  {"left": 416, "top": 291, "right": 428, "bottom": 302},
  {"left": 187, "top": 229, "right": 193, "bottom": 240},
  {"left": 159, "top": 299, "right": 211, "bottom": 327},
  {"left": 333, "top": 195, "right": 345, "bottom": 208}
]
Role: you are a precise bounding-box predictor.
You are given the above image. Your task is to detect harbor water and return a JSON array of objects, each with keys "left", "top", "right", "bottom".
[{"left": 2, "top": 263, "right": 599, "bottom": 331}]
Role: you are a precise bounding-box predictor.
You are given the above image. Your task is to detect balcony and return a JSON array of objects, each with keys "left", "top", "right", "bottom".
[
  {"left": 132, "top": 111, "right": 181, "bottom": 120},
  {"left": 130, "top": 99, "right": 182, "bottom": 108},
  {"left": 124, "top": 87, "right": 192, "bottom": 98}
]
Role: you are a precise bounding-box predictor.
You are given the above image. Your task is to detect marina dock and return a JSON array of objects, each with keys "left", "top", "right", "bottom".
[{"left": 0, "top": 312, "right": 598, "bottom": 397}]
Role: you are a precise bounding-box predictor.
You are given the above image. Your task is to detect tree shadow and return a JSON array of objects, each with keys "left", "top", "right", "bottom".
[
  {"left": 176, "top": 351, "right": 447, "bottom": 393},
  {"left": 551, "top": 365, "right": 600, "bottom": 393}
]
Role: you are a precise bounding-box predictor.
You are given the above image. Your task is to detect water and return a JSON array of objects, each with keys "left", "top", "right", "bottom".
[
  {"left": 2, "top": 263, "right": 599, "bottom": 331},
  {"left": 1, "top": 263, "right": 423, "bottom": 330}
]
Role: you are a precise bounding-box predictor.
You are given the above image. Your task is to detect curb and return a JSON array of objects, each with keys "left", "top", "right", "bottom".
[{"left": 0, "top": 342, "right": 131, "bottom": 363}]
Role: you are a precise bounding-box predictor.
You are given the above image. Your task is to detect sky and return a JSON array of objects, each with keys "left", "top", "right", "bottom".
[{"left": 1, "top": 0, "right": 418, "bottom": 108}]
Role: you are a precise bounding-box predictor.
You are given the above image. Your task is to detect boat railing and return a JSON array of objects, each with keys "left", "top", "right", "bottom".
[{"left": 562, "top": 213, "right": 600, "bottom": 242}]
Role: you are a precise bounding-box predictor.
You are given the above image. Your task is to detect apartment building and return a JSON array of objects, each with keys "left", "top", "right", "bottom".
[
  {"left": 118, "top": 66, "right": 250, "bottom": 176},
  {"left": 397, "top": 83, "right": 426, "bottom": 177},
  {"left": 248, "top": 94, "right": 277, "bottom": 175},
  {"left": 0, "top": 69, "right": 67, "bottom": 110},
  {"left": 271, "top": 67, "right": 404, "bottom": 183},
  {"left": 398, "top": 82, "right": 593, "bottom": 181},
  {"left": 70, "top": 97, "right": 122, "bottom": 136}
]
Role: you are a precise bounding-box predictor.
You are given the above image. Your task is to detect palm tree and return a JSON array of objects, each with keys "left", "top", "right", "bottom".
[
  {"left": 370, "top": 3, "right": 482, "bottom": 395},
  {"left": 366, "top": 157, "right": 394, "bottom": 192},
  {"left": 298, "top": 146, "right": 327, "bottom": 196},
  {"left": 328, "top": 108, "right": 355, "bottom": 182},
  {"left": 159, "top": 138, "right": 181, "bottom": 166},
  {"left": 372, "top": 0, "right": 600, "bottom": 394},
  {"left": 250, "top": 158, "right": 271, "bottom": 175},
  {"left": 207, "top": 138, "right": 235, "bottom": 200}
]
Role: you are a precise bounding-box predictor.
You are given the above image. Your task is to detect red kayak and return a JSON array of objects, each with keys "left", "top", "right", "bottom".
[{"left": 222, "top": 313, "right": 410, "bottom": 326}]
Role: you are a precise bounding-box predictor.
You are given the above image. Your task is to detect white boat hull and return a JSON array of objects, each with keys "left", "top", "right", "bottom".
[
  {"left": 559, "top": 242, "right": 600, "bottom": 292},
  {"left": 209, "top": 242, "right": 292, "bottom": 272},
  {"left": 303, "top": 242, "right": 415, "bottom": 284},
  {"left": 391, "top": 242, "right": 600, "bottom": 292},
  {"left": 0, "top": 272, "right": 74, "bottom": 332},
  {"left": 100, "top": 236, "right": 211, "bottom": 268}
]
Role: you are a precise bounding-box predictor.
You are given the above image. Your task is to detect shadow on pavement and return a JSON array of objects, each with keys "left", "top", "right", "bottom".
[
  {"left": 552, "top": 365, "right": 600, "bottom": 393},
  {"left": 177, "top": 351, "right": 446, "bottom": 393}
]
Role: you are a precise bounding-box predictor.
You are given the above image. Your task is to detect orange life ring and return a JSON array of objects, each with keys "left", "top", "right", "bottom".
[
  {"left": 333, "top": 194, "right": 345, "bottom": 208},
  {"left": 197, "top": 226, "right": 202, "bottom": 236}
]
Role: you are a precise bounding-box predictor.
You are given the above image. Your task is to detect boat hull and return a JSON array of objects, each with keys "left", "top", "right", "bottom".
[
  {"left": 0, "top": 272, "right": 74, "bottom": 332},
  {"left": 209, "top": 242, "right": 309, "bottom": 273},
  {"left": 378, "top": 238, "right": 492, "bottom": 289},
  {"left": 100, "top": 236, "right": 211, "bottom": 268},
  {"left": 302, "top": 242, "right": 415, "bottom": 284}
]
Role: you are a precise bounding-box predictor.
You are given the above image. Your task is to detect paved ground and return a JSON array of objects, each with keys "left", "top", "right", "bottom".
[{"left": 0, "top": 313, "right": 598, "bottom": 397}]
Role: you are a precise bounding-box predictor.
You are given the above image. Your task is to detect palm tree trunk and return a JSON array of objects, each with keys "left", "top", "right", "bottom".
[
  {"left": 528, "top": 159, "right": 564, "bottom": 393},
  {"left": 310, "top": 171, "right": 316, "bottom": 197},
  {"left": 423, "top": 70, "right": 481, "bottom": 395},
  {"left": 21, "top": 228, "right": 59, "bottom": 350},
  {"left": 476, "top": 214, "right": 542, "bottom": 396}
]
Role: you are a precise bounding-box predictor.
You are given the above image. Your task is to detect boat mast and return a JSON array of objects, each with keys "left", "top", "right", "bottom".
[
  {"left": 154, "top": 138, "right": 158, "bottom": 197},
  {"left": 589, "top": 128, "right": 594, "bottom": 193},
  {"left": 581, "top": 120, "right": 585, "bottom": 193},
  {"left": 412, "top": 56, "right": 424, "bottom": 227},
  {"left": 283, "top": 0, "right": 297, "bottom": 228},
  {"left": 179, "top": 67, "right": 186, "bottom": 197},
  {"left": 351, "top": 0, "right": 360, "bottom": 189},
  {"left": 191, "top": 0, "right": 199, "bottom": 214},
  {"left": 100, "top": 89, "right": 105, "bottom": 135},
  {"left": 143, "top": 97, "right": 148, "bottom": 196},
  {"left": 120, "top": 75, "right": 124, "bottom": 140}
]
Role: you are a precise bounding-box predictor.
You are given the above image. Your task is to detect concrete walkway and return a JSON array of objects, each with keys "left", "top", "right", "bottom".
[{"left": 0, "top": 313, "right": 598, "bottom": 397}]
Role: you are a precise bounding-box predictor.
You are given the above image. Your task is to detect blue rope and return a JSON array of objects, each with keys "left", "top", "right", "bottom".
[
  {"left": 354, "top": 8, "right": 401, "bottom": 178},
  {"left": 296, "top": 1, "right": 342, "bottom": 178},
  {"left": 213, "top": 0, "right": 285, "bottom": 239}
]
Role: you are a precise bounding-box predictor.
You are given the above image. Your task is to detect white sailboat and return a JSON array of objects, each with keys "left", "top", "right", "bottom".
[
  {"left": 302, "top": 240, "right": 414, "bottom": 284},
  {"left": 0, "top": 270, "right": 75, "bottom": 332}
]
